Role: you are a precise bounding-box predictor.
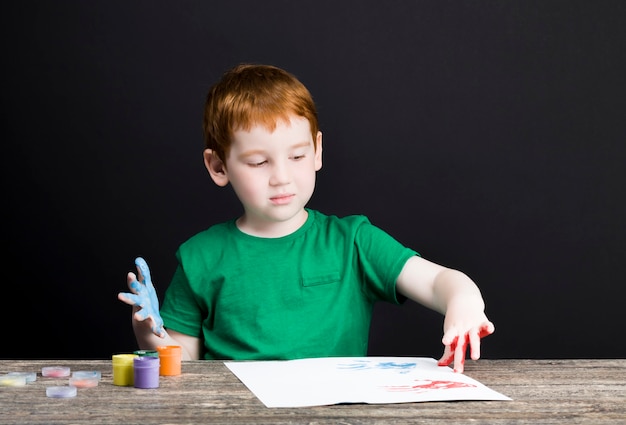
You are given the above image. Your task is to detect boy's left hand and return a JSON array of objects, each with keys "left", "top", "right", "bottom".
[{"left": 437, "top": 318, "right": 495, "bottom": 374}]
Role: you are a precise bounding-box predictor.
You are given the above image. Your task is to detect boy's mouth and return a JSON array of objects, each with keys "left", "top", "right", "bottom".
[{"left": 270, "top": 193, "right": 295, "bottom": 205}]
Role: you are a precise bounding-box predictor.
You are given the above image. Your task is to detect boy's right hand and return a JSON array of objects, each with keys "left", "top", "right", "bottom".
[{"left": 117, "top": 257, "right": 166, "bottom": 338}]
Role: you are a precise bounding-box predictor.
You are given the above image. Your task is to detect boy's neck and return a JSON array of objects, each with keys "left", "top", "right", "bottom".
[{"left": 235, "top": 209, "right": 309, "bottom": 238}]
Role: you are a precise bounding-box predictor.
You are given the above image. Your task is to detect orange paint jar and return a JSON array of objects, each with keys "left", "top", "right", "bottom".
[{"left": 156, "top": 345, "right": 182, "bottom": 376}]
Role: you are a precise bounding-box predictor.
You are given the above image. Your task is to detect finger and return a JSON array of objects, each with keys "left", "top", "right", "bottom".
[
  {"left": 135, "top": 257, "right": 152, "bottom": 286},
  {"left": 129, "top": 279, "right": 142, "bottom": 294},
  {"left": 438, "top": 334, "right": 458, "bottom": 366},
  {"left": 469, "top": 328, "right": 482, "bottom": 360},
  {"left": 453, "top": 334, "right": 468, "bottom": 373},
  {"left": 134, "top": 312, "right": 165, "bottom": 338},
  {"left": 437, "top": 345, "right": 454, "bottom": 366},
  {"left": 442, "top": 324, "right": 463, "bottom": 346},
  {"left": 149, "top": 311, "right": 165, "bottom": 333},
  {"left": 118, "top": 292, "right": 141, "bottom": 306},
  {"left": 153, "top": 323, "right": 166, "bottom": 338},
  {"left": 479, "top": 321, "right": 495, "bottom": 338},
  {"left": 127, "top": 272, "right": 140, "bottom": 293},
  {"left": 134, "top": 308, "right": 150, "bottom": 322},
  {"left": 469, "top": 322, "right": 494, "bottom": 360}
]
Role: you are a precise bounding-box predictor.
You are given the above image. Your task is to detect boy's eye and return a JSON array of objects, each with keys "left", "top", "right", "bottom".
[
  {"left": 291, "top": 154, "right": 305, "bottom": 161},
  {"left": 250, "top": 160, "right": 267, "bottom": 167}
]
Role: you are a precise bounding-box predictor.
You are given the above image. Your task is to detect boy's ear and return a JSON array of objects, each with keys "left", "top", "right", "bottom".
[
  {"left": 314, "top": 131, "right": 323, "bottom": 171},
  {"left": 203, "top": 149, "right": 229, "bottom": 187}
]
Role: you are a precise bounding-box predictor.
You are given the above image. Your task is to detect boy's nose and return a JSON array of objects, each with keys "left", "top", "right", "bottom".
[{"left": 269, "top": 161, "right": 291, "bottom": 185}]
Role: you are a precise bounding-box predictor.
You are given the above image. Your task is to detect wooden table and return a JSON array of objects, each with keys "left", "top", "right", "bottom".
[{"left": 1, "top": 359, "right": 624, "bottom": 424}]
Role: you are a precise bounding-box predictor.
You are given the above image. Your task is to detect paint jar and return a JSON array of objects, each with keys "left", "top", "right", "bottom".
[
  {"left": 134, "top": 349, "right": 159, "bottom": 358},
  {"left": 7, "top": 371, "right": 37, "bottom": 383},
  {"left": 112, "top": 354, "right": 137, "bottom": 386},
  {"left": 72, "top": 370, "right": 102, "bottom": 381},
  {"left": 69, "top": 376, "right": 99, "bottom": 388},
  {"left": 133, "top": 356, "right": 160, "bottom": 389},
  {"left": 0, "top": 374, "right": 26, "bottom": 387},
  {"left": 156, "top": 345, "right": 182, "bottom": 376},
  {"left": 42, "top": 366, "right": 71, "bottom": 378},
  {"left": 46, "top": 386, "right": 77, "bottom": 398}
]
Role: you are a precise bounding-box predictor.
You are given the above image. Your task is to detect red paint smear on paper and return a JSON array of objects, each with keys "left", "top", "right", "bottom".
[{"left": 384, "top": 380, "right": 477, "bottom": 393}]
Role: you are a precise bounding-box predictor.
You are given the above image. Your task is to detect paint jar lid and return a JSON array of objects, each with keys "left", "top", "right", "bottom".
[
  {"left": 112, "top": 354, "right": 138, "bottom": 365},
  {"left": 0, "top": 374, "right": 27, "bottom": 387},
  {"left": 46, "top": 385, "right": 77, "bottom": 398},
  {"left": 72, "top": 370, "right": 102, "bottom": 380},
  {"left": 134, "top": 349, "right": 159, "bottom": 357},
  {"left": 42, "top": 366, "right": 71, "bottom": 378},
  {"left": 7, "top": 371, "right": 37, "bottom": 383},
  {"left": 156, "top": 345, "right": 182, "bottom": 357}
]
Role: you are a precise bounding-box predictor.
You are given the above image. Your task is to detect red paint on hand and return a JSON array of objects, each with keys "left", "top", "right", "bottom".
[{"left": 437, "top": 323, "right": 495, "bottom": 371}]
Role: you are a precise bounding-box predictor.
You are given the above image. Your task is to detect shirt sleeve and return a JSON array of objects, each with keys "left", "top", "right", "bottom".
[
  {"left": 354, "top": 219, "right": 419, "bottom": 304},
  {"left": 159, "top": 260, "right": 205, "bottom": 338}
]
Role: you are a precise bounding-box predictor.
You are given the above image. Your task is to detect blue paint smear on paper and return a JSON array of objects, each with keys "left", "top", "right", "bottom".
[{"left": 337, "top": 360, "right": 416, "bottom": 374}]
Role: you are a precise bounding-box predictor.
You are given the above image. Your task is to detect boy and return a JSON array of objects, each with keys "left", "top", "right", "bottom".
[{"left": 118, "top": 64, "right": 494, "bottom": 373}]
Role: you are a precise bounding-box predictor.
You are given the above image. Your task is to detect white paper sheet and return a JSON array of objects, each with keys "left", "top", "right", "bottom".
[{"left": 224, "top": 356, "right": 511, "bottom": 408}]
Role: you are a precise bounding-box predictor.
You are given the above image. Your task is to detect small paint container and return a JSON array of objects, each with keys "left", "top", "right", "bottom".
[
  {"left": 7, "top": 372, "right": 37, "bottom": 383},
  {"left": 42, "top": 366, "right": 71, "bottom": 378},
  {"left": 112, "top": 354, "right": 138, "bottom": 386},
  {"left": 72, "top": 370, "right": 101, "bottom": 381},
  {"left": 134, "top": 349, "right": 159, "bottom": 358},
  {"left": 46, "top": 386, "right": 77, "bottom": 398},
  {"left": 133, "top": 356, "right": 160, "bottom": 389},
  {"left": 69, "top": 376, "right": 99, "bottom": 388},
  {"left": 156, "top": 345, "right": 182, "bottom": 376},
  {"left": 0, "top": 374, "right": 26, "bottom": 387}
]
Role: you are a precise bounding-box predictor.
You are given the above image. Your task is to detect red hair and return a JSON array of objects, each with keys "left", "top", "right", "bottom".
[{"left": 203, "top": 64, "right": 319, "bottom": 162}]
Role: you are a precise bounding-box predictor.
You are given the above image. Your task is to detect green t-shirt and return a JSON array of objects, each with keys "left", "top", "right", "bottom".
[{"left": 159, "top": 209, "right": 418, "bottom": 360}]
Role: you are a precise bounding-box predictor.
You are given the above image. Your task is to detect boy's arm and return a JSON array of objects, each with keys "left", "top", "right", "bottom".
[
  {"left": 395, "top": 256, "right": 495, "bottom": 373},
  {"left": 118, "top": 257, "right": 202, "bottom": 360}
]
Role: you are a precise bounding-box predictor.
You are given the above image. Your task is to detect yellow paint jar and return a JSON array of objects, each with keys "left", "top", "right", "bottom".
[{"left": 112, "top": 354, "right": 137, "bottom": 386}]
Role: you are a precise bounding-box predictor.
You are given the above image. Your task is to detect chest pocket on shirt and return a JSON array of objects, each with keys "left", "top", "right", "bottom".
[
  {"left": 300, "top": 270, "right": 342, "bottom": 306},
  {"left": 298, "top": 253, "right": 342, "bottom": 304},
  {"left": 301, "top": 271, "right": 341, "bottom": 287}
]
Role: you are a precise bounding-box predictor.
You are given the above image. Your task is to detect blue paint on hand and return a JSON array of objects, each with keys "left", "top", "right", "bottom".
[{"left": 120, "top": 257, "right": 165, "bottom": 337}]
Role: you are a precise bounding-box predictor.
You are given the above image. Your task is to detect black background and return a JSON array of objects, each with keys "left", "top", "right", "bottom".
[{"left": 3, "top": 1, "right": 625, "bottom": 360}]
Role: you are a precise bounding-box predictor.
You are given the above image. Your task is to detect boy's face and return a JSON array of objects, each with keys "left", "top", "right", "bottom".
[{"left": 211, "top": 115, "right": 322, "bottom": 236}]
